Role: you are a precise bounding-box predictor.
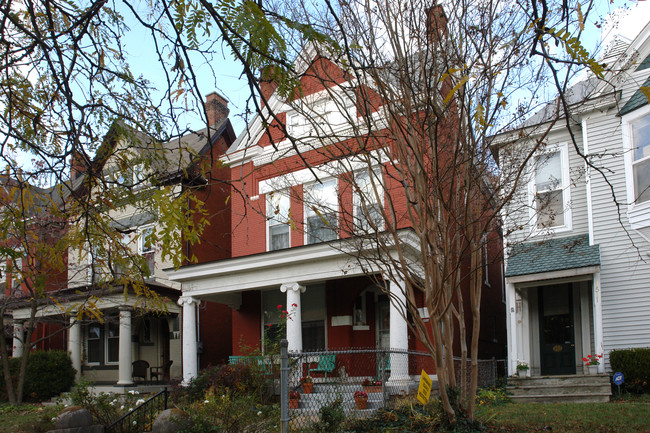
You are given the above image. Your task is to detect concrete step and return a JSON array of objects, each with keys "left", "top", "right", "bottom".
[
  {"left": 508, "top": 383, "right": 611, "bottom": 396},
  {"left": 508, "top": 374, "right": 610, "bottom": 387},
  {"left": 507, "top": 375, "right": 611, "bottom": 403},
  {"left": 510, "top": 393, "right": 611, "bottom": 404}
]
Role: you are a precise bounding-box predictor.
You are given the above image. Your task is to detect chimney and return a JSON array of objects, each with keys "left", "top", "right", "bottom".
[
  {"left": 259, "top": 66, "right": 279, "bottom": 107},
  {"left": 70, "top": 150, "right": 89, "bottom": 181},
  {"left": 205, "top": 92, "right": 230, "bottom": 127},
  {"left": 426, "top": 5, "right": 448, "bottom": 45}
]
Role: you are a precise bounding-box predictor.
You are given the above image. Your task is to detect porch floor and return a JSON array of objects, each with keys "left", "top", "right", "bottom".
[{"left": 507, "top": 374, "right": 611, "bottom": 403}]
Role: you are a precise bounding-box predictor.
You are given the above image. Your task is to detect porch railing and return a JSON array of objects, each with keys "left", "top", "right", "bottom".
[{"left": 105, "top": 388, "right": 168, "bottom": 433}]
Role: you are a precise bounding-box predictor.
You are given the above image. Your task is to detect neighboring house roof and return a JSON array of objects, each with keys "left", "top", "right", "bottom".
[
  {"left": 619, "top": 74, "right": 650, "bottom": 116},
  {"left": 505, "top": 234, "right": 601, "bottom": 278}
]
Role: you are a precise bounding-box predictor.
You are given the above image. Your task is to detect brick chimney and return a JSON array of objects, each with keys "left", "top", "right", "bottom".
[
  {"left": 259, "top": 66, "right": 279, "bottom": 107},
  {"left": 70, "top": 150, "right": 89, "bottom": 181},
  {"left": 426, "top": 5, "right": 448, "bottom": 45},
  {"left": 205, "top": 92, "right": 230, "bottom": 127}
]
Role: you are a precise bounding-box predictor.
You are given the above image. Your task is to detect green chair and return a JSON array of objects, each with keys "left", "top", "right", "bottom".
[{"left": 308, "top": 354, "right": 336, "bottom": 378}]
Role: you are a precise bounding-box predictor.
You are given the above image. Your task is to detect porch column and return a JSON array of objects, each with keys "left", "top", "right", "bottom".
[
  {"left": 117, "top": 307, "right": 133, "bottom": 386},
  {"left": 592, "top": 272, "right": 604, "bottom": 373},
  {"left": 179, "top": 296, "right": 199, "bottom": 385},
  {"left": 505, "top": 280, "right": 518, "bottom": 376},
  {"left": 387, "top": 278, "right": 410, "bottom": 391},
  {"left": 12, "top": 321, "right": 24, "bottom": 358},
  {"left": 280, "top": 282, "right": 305, "bottom": 353},
  {"left": 68, "top": 317, "right": 82, "bottom": 382}
]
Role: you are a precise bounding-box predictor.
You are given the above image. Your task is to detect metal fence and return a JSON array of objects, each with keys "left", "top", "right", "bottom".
[
  {"left": 279, "top": 344, "right": 506, "bottom": 431},
  {"left": 105, "top": 388, "right": 168, "bottom": 433}
]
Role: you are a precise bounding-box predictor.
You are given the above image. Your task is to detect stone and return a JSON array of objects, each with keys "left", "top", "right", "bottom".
[
  {"left": 54, "top": 406, "right": 93, "bottom": 429},
  {"left": 153, "top": 408, "right": 192, "bottom": 433}
]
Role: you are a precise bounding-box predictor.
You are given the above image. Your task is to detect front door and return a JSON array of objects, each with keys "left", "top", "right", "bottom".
[{"left": 539, "top": 284, "right": 576, "bottom": 375}]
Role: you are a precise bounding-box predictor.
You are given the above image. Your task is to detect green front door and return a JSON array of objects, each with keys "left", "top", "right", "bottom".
[{"left": 539, "top": 284, "right": 576, "bottom": 376}]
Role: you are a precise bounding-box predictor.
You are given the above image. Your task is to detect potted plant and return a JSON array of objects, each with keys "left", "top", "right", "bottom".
[
  {"left": 516, "top": 360, "right": 529, "bottom": 377},
  {"left": 354, "top": 390, "right": 368, "bottom": 410},
  {"left": 582, "top": 354, "right": 603, "bottom": 375},
  {"left": 289, "top": 390, "right": 301, "bottom": 409},
  {"left": 362, "top": 377, "right": 382, "bottom": 393},
  {"left": 300, "top": 375, "right": 314, "bottom": 393}
]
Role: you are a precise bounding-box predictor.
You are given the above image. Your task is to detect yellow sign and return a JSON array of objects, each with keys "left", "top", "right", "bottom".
[{"left": 417, "top": 370, "right": 433, "bottom": 404}]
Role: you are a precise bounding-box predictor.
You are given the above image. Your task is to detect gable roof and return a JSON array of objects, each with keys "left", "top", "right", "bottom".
[{"left": 505, "top": 234, "right": 601, "bottom": 278}]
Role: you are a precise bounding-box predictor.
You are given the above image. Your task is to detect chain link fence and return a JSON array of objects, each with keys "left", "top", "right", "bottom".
[{"left": 278, "top": 347, "right": 506, "bottom": 431}]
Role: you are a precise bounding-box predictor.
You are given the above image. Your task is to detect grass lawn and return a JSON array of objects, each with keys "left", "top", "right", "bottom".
[
  {"left": 0, "top": 403, "right": 59, "bottom": 433},
  {"left": 479, "top": 395, "right": 650, "bottom": 433}
]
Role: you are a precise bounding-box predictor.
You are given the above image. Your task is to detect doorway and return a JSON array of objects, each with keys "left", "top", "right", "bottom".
[{"left": 538, "top": 284, "right": 576, "bottom": 375}]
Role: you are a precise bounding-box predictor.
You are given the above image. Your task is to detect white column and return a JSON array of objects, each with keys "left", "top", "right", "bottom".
[
  {"left": 505, "top": 280, "right": 518, "bottom": 376},
  {"left": 12, "top": 321, "right": 24, "bottom": 358},
  {"left": 117, "top": 307, "right": 133, "bottom": 385},
  {"left": 387, "top": 278, "right": 410, "bottom": 391},
  {"left": 179, "top": 296, "right": 199, "bottom": 385},
  {"left": 68, "top": 317, "right": 82, "bottom": 382},
  {"left": 592, "top": 272, "right": 605, "bottom": 373},
  {"left": 280, "top": 283, "right": 305, "bottom": 353}
]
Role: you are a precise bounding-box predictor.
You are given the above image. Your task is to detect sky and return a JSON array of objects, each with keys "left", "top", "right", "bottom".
[{"left": 117, "top": 0, "right": 649, "bottom": 138}]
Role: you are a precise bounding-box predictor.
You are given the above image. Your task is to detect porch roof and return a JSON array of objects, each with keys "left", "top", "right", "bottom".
[{"left": 505, "top": 234, "right": 601, "bottom": 278}]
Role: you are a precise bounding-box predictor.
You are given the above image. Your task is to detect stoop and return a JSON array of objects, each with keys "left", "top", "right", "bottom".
[{"left": 507, "top": 374, "right": 611, "bottom": 403}]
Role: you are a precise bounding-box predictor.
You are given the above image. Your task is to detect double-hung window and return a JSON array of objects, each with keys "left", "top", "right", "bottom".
[
  {"left": 86, "top": 319, "right": 119, "bottom": 365},
  {"left": 530, "top": 145, "right": 570, "bottom": 230},
  {"left": 305, "top": 179, "right": 338, "bottom": 244},
  {"left": 86, "top": 324, "right": 102, "bottom": 364},
  {"left": 105, "top": 320, "right": 119, "bottom": 364},
  {"left": 138, "top": 226, "right": 155, "bottom": 276},
  {"left": 354, "top": 170, "right": 384, "bottom": 232},
  {"left": 268, "top": 191, "right": 291, "bottom": 251},
  {"left": 631, "top": 115, "right": 650, "bottom": 204}
]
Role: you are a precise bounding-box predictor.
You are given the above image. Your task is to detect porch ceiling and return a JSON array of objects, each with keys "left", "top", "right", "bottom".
[{"left": 506, "top": 234, "right": 601, "bottom": 278}]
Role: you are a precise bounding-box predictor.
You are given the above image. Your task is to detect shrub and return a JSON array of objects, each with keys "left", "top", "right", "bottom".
[
  {"left": 0, "top": 351, "right": 76, "bottom": 402},
  {"left": 609, "top": 348, "right": 650, "bottom": 394},
  {"left": 67, "top": 380, "right": 147, "bottom": 426},
  {"left": 309, "top": 398, "right": 344, "bottom": 433}
]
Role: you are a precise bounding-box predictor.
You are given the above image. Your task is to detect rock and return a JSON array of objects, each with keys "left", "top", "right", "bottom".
[
  {"left": 54, "top": 406, "right": 93, "bottom": 429},
  {"left": 153, "top": 408, "right": 192, "bottom": 433}
]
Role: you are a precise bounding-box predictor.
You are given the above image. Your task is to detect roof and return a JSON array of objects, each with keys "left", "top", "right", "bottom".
[
  {"left": 505, "top": 234, "right": 601, "bottom": 278},
  {"left": 619, "top": 75, "right": 650, "bottom": 116}
]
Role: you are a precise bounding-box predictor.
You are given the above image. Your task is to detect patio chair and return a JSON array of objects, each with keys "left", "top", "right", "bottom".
[
  {"left": 308, "top": 354, "right": 336, "bottom": 379},
  {"left": 132, "top": 360, "right": 149, "bottom": 382},
  {"left": 150, "top": 360, "right": 173, "bottom": 383}
]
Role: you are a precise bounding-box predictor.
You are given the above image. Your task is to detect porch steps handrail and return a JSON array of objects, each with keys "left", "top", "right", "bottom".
[{"left": 105, "top": 388, "right": 168, "bottom": 433}]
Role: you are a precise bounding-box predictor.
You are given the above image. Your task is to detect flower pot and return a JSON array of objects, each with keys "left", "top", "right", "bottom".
[
  {"left": 363, "top": 385, "right": 382, "bottom": 393},
  {"left": 355, "top": 397, "right": 368, "bottom": 410},
  {"left": 302, "top": 382, "right": 313, "bottom": 394},
  {"left": 289, "top": 398, "right": 300, "bottom": 409},
  {"left": 587, "top": 365, "right": 598, "bottom": 375}
]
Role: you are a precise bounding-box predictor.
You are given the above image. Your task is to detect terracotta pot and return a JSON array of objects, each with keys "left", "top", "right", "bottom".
[
  {"left": 363, "top": 385, "right": 382, "bottom": 393},
  {"left": 355, "top": 397, "right": 368, "bottom": 410},
  {"left": 302, "top": 382, "right": 314, "bottom": 394},
  {"left": 289, "top": 398, "right": 300, "bottom": 409}
]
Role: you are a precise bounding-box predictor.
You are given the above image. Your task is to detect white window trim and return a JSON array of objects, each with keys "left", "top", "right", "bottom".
[
  {"left": 622, "top": 104, "right": 650, "bottom": 230},
  {"left": 528, "top": 142, "right": 573, "bottom": 235},
  {"left": 353, "top": 168, "right": 385, "bottom": 232},
  {"left": 266, "top": 191, "right": 291, "bottom": 251},
  {"left": 138, "top": 225, "right": 155, "bottom": 255},
  {"left": 304, "top": 178, "right": 339, "bottom": 245}
]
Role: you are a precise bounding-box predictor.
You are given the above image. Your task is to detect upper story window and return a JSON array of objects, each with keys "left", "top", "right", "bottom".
[
  {"left": 631, "top": 115, "right": 650, "bottom": 204},
  {"left": 268, "top": 191, "right": 290, "bottom": 251},
  {"left": 305, "top": 179, "right": 338, "bottom": 244},
  {"left": 138, "top": 226, "right": 155, "bottom": 276},
  {"left": 529, "top": 144, "right": 571, "bottom": 231},
  {"left": 354, "top": 170, "right": 384, "bottom": 232},
  {"left": 286, "top": 95, "right": 355, "bottom": 138}
]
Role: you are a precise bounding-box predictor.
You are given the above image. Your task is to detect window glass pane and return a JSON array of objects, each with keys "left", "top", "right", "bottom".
[
  {"left": 87, "top": 324, "right": 101, "bottom": 364},
  {"left": 535, "top": 151, "right": 562, "bottom": 192},
  {"left": 302, "top": 320, "right": 325, "bottom": 351},
  {"left": 106, "top": 321, "right": 119, "bottom": 363},
  {"left": 535, "top": 190, "right": 564, "bottom": 228},
  {"left": 632, "top": 116, "right": 650, "bottom": 162},
  {"left": 305, "top": 180, "right": 337, "bottom": 244},
  {"left": 270, "top": 224, "right": 290, "bottom": 250},
  {"left": 355, "top": 171, "right": 383, "bottom": 230},
  {"left": 633, "top": 157, "right": 650, "bottom": 203},
  {"left": 140, "top": 227, "right": 154, "bottom": 253}
]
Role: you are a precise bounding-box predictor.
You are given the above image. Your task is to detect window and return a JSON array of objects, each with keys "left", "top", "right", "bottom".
[
  {"left": 305, "top": 179, "right": 338, "bottom": 244},
  {"left": 138, "top": 226, "right": 154, "bottom": 276},
  {"left": 86, "top": 324, "right": 102, "bottom": 364},
  {"left": 302, "top": 320, "right": 325, "bottom": 351},
  {"left": 530, "top": 145, "right": 570, "bottom": 231},
  {"left": 268, "top": 191, "right": 290, "bottom": 251},
  {"left": 631, "top": 115, "right": 650, "bottom": 204},
  {"left": 354, "top": 170, "right": 384, "bottom": 231},
  {"left": 106, "top": 321, "right": 119, "bottom": 364}
]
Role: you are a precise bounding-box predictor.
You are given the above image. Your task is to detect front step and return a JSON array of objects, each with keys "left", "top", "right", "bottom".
[{"left": 507, "top": 374, "right": 611, "bottom": 404}]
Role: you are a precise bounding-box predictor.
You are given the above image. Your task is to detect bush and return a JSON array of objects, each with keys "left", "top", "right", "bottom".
[
  {"left": 609, "top": 348, "right": 650, "bottom": 393},
  {"left": 309, "top": 398, "right": 345, "bottom": 433},
  {"left": 67, "top": 380, "right": 148, "bottom": 426},
  {"left": 0, "top": 351, "right": 76, "bottom": 402}
]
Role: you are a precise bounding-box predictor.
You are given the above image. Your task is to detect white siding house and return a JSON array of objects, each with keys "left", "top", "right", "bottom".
[{"left": 496, "top": 22, "right": 650, "bottom": 377}]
